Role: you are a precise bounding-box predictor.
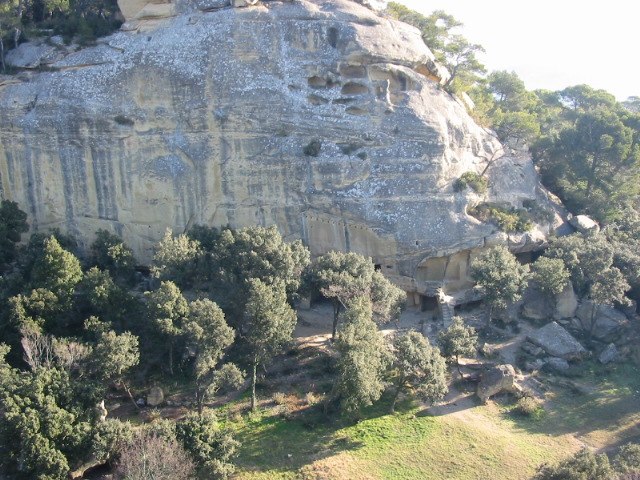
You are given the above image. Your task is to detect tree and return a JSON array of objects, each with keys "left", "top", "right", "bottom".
[
  {"left": 183, "top": 299, "right": 239, "bottom": 413},
  {"left": 305, "top": 251, "right": 404, "bottom": 339},
  {"left": 530, "top": 256, "right": 570, "bottom": 298},
  {"left": 0, "top": 200, "right": 28, "bottom": 269},
  {"left": 332, "top": 297, "right": 389, "bottom": 414},
  {"left": 175, "top": 411, "right": 240, "bottom": 479},
  {"left": 613, "top": 443, "right": 640, "bottom": 475},
  {"left": 145, "top": 280, "right": 189, "bottom": 375},
  {"left": 30, "top": 236, "right": 82, "bottom": 303},
  {"left": 91, "top": 329, "right": 139, "bottom": 406},
  {"left": 243, "top": 279, "right": 297, "bottom": 410},
  {"left": 437, "top": 316, "right": 477, "bottom": 378},
  {"left": 152, "top": 228, "right": 202, "bottom": 287},
  {"left": 470, "top": 246, "right": 529, "bottom": 322},
  {"left": 90, "top": 229, "right": 135, "bottom": 283},
  {"left": 388, "top": 331, "right": 447, "bottom": 413},
  {"left": 533, "top": 448, "right": 614, "bottom": 480},
  {"left": 196, "top": 225, "right": 310, "bottom": 325},
  {"left": 116, "top": 430, "right": 196, "bottom": 480}
]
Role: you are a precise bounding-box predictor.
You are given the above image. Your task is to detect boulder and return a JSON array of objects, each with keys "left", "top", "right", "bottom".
[
  {"left": 521, "top": 341, "right": 543, "bottom": 357},
  {"left": 146, "top": 386, "right": 164, "bottom": 407},
  {"left": 5, "top": 40, "right": 63, "bottom": 69},
  {"left": 95, "top": 400, "right": 108, "bottom": 422},
  {"left": 524, "top": 359, "right": 546, "bottom": 372},
  {"left": 527, "top": 321, "right": 587, "bottom": 360},
  {"left": 575, "top": 302, "right": 627, "bottom": 341},
  {"left": 232, "top": 0, "right": 259, "bottom": 6},
  {"left": 568, "top": 214, "right": 600, "bottom": 234},
  {"left": 554, "top": 285, "right": 578, "bottom": 319},
  {"left": 599, "top": 343, "right": 619, "bottom": 365},
  {"left": 544, "top": 357, "right": 570, "bottom": 373},
  {"left": 521, "top": 286, "right": 553, "bottom": 321},
  {"left": 477, "top": 364, "right": 522, "bottom": 403}
]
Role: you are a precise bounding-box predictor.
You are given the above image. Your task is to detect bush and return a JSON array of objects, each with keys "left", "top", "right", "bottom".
[
  {"left": 613, "top": 443, "right": 640, "bottom": 474},
  {"left": 272, "top": 392, "right": 287, "bottom": 405},
  {"left": 534, "top": 448, "right": 613, "bottom": 480},
  {"left": 117, "top": 430, "right": 195, "bottom": 480},
  {"left": 454, "top": 171, "right": 488, "bottom": 194},
  {"left": 303, "top": 139, "right": 322, "bottom": 157},
  {"left": 514, "top": 396, "right": 544, "bottom": 419},
  {"left": 469, "top": 203, "right": 533, "bottom": 232}
]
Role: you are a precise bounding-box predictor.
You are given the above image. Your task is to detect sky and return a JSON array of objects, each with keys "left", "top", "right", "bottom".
[{"left": 395, "top": 0, "right": 639, "bottom": 100}]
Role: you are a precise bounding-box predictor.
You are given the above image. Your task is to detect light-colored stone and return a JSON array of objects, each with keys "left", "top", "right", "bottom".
[
  {"left": 527, "top": 321, "right": 587, "bottom": 360},
  {"left": 599, "top": 343, "right": 618, "bottom": 365},
  {"left": 95, "top": 400, "right": 108, "bottom": 422},
  {"left": 0, "top": 0, "right": 556, "bottom": 288},
  {"left": 477, "top": 364, "right": 522, "bottom": 403},
  {"left": 554, "top": 284, "right": 578, "bottom": 319},
  {"left": 568, "top": 214, "right": 600, "bottom": 234},
  {"left": 575, "top": 301, "right": 627, "bottom": 342},
  {"left": 231, "top": 0, "right": 259, "bottom": 6},
  {"left": 6, "top": 40, "right": 62, "bottom": 69},
  {"left": 146, "top": 386, "right": 164, "bottom": 407}
]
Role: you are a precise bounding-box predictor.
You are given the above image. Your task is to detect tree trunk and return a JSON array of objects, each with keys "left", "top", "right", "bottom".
[
  {"left": 456, "top": 355, "right": 464, "bottom": 380},
  {"left": 331, "top": 302, "right": 342, "bottom": 340},
  {"left": 121, "top": 380, "right": 140, "bottom": 411},
  {"left": 250, "top": 358, "right": 258, "bottom": 411},
  {"left": 168, "top": 342, "right": 174, "bottom": 376},
  {"left": 0, "top": 38, "right": 5, "bottom": 73},
  {"left": 390, "top": 384, "right": 402, "bottom": 413}
]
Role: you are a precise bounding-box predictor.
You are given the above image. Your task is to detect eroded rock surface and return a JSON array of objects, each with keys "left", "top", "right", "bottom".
[{"left": 0, "top": 0, "right": 555, "bottom": 285}]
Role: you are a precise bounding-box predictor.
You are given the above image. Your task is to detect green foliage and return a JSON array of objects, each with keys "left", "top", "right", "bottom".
[
  {"left": 437, "top": 316, "right": 477, "bottom": 376},
  {"left": 90, "top": 229, "right": 136, "bottom": 283},
  {"left": 514, "top": 396, "right": 544, "bottom": 419},
  {"left": 389, "top": 331, "right": 448, "bottom": 412},
  {"left": 304, "top": 251, "right": 404, "bottom": 339},
  {"left": 385, "top": 4, "right": 485, "bottom": 93},
  {"left": 612, "top": 443, "right": 640, "bottom": 475},
  {"left": 145, "top": 280, "right": 189, "bottom": 373},
  {"left": 91, "top": 329, "right": 139, "bottom": 382},
  {"left": 530, "top": 256, "right": 570, "bottom": 297},
  {"left": 469, "top": 203, "right": 533, "bottom": 232},
  {"left": 0, "top": 200, "right": 28, "bottom": 269},
  {"left": 533, "top": 448, "right": 614, "bottom": 480},
  {"left": 152, "top": 228, "right": 202, "bottom": 287},
  {"left": 90, "top": 419, "right": 133, "bottom": 464},
  {"left": 544, "top": 233, "right": 629, "bottom": 304},
  {"left": 333, "top": 297, "right": 389, "bottom": 414},
  {"left": 176, "top": 411, "right": 240, "bottom": 479},
  {"left": 244, "top": 279, "right": 297, "bottom": 409},
  {"left": 30, "top": 236, "right": 82, "bottom": 301},
  {"left": 470, "top": 246, "right": 529, "bottom": 317},
  {"left": 453, "top": 171, "right": 488, "bottom": 194},
  {"left": 190, "top": 225, "right": 310, "bottom": 324}
]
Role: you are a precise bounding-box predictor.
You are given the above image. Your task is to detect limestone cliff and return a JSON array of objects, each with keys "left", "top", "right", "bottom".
[{"left": 0, "top": 0, "right": 557, "bottom": 295}]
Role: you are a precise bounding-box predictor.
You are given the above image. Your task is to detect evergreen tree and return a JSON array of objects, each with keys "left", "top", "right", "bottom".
[{"left": 438, "top": 316, "right": 478, "bottom": 379}]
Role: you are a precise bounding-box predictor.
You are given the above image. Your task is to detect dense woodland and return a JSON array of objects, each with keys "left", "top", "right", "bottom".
[{"left": 0, "top": 2, "right": 639, "bottom": 479}]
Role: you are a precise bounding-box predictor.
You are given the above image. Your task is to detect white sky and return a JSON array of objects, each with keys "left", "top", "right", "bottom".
[{"left": 395, "top": 0, "right": 640, "bottom": 100}]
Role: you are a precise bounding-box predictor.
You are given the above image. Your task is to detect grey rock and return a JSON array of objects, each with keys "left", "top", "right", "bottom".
[
  {"left": 527, "top": 321, "right": 587, "bottom": 360},
  {"left": 521, "top": 288, "right": 553, "bottom": 321},
  {"left": 599, "top": 343, "right": 618, "bottom": 365},
  {"left": 5, "top": 40, "right": 61, "bottom": 68},
  {"left": 146, "top": 386, "right": 164, "bottom": 407},
  {"left": 524, "top": 359, "right": 546, "bottom": 372},
  {"left": 576, "top": 301, "right": 627, "bottom": 342},
  {"left": 568, "top": 214, "right": 600, "bottom": 234},
  {"left": 554, "top": 285, "right": 578, "bottom": 319},
  {"left": 521, "top": 341, "right": 543, "bottom": 357},
  {"left": 544, "top": 357, "right": 570, "bottom": 372},
  {"left": 477, "top": 364, "right": 522, "bottom": 403},
  {"left": 136, "top": 397, "right": 146, "bottom": 407},
  {"left": 0, "top": 0, "right": 555, "bottom": 287}
]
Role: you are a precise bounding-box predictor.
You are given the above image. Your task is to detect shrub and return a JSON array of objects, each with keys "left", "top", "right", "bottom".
[
  {"left": 454, "top": 171, "right": 488, "bottom": 194},
  {"left": 469, "top": 203, "right": 533, "bottom": 232},
  {"left": 514, "top": 396, "right": 544, "bottom": 419},
  {"left": 117, "top": 430, "right": 195, "bottom": 480},
  {"left": 303, "top": 139, "right": 322, "bottom": 157},
  {"left": 272, "top": 392, "right": 287, "bottom": 405},
  {"left": 533, "top": 448, "right": 613, "bottom": 480},
  {"left": 613, "top": 443, "right": 640, "bottom": 474}
]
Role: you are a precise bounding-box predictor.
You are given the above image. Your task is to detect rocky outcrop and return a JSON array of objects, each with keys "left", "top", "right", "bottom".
[
  {"left": 477, "top": 364, "right": 523, "bottom": 403},
  {"left": 575, "top": 302, "right": 628, "bottom": 342},
  {"left": 0, "top": 0, "right": 557, "bottom": 286},
  {"left": 527, "top": 321, "right": 587, "bottom": 360}
]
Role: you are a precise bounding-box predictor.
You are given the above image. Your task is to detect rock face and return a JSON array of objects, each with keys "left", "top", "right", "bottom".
[
  {"left": 554, "top": 285, "right": 578, "bottom": 319},
  {"left": 0, "top": 0, "right": 554, "bottom": 290},
  {"left": 527, "top": 321, "right": 587, "bottom": 360},
  {"left": 476, "top": 364, "right": 522, "bottom": 403},
  {"left": 575, "top": 302, "right": 627, "bottom": 342}
]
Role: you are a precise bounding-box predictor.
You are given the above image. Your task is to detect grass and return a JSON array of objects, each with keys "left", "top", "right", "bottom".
[{"left": 223, "top": 360, "right": 640, "bottom": 479}]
